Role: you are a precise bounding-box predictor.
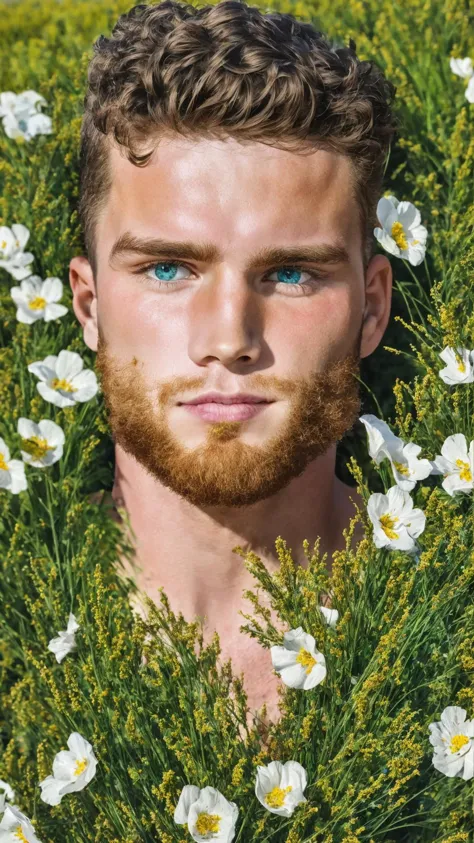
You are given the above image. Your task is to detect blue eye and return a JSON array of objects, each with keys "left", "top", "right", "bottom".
[
  {"left": 274, "top": 268, "right": 305, "bottom": 285},
  {"left": 135, "top": 261, "right": 324, "bottom": 291},
  {"left": 152, "top": 263, "right": 183, "bottom": 283}
]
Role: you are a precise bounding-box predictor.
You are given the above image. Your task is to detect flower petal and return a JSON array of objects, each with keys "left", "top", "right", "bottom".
[
  {"left": 17, "top": 417, "right": 39, "bottom": 439},
  {"left": 56, "top": 350, "right": 84, "bottom": 380},
  {"left": 304, "top": 660, "right": 327, "bottom": 689},
  {"left": 10, "top": 223, "right": 30, "bottom": 251},
  {"left": 39, "top": 775, "right": 66, "bottom": 806},
  {"left": 7, "top": 460, "right": 27, "bottom": 494},
  {"left": 278, "top": 662, "right": 307, "bottom": 688},
  {"left": 396, "top": 201, "right": 421, "bottom": 230},
  {"left": 174, "top": 784, "right": 201, "bottom": 824},
  {"left": 441, "top": 433, "right": 468, "bottom": 464},
  {"left": 37, "top": 381, "right": 75, "bottom": 408},
  {"left": 37, "top": 419, "right": 65, "bottom": 446},
  {"left": 44, "top": 303, "right": 68, "bottom": 322},
  {"left": 41, "top": 277, "right": 63, "bottom": 302}
]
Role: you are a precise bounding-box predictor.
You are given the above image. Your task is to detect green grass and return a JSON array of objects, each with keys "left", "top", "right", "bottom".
[{"left": 0, "top": 0, "right": 473, "bottom": 840}]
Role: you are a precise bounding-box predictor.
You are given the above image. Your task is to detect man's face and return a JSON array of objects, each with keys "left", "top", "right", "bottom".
[{"left": 81, "top": 138, "right": 382, "bottom": 509}]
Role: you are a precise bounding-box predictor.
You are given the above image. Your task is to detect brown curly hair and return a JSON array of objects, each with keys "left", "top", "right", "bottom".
[{"left": 79, "top": 0, "right": 398, "bottom": 278}]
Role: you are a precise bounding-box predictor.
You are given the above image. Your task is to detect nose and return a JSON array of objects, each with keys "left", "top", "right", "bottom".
[{"left": 187, "top": 274, "right": 263, "bottom": 368}]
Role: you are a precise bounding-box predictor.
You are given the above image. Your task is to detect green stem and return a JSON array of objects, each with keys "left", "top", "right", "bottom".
[
  {"left": 45, "top": 472, "right": 65, "bottom": 596},
  {"left": 403, "top": 259, "right": 432, "bottom": 317}
]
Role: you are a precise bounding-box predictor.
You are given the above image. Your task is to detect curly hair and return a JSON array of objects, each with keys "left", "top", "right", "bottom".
[{"left": 79, "top": 0, "right": 398, "bottom": 278}]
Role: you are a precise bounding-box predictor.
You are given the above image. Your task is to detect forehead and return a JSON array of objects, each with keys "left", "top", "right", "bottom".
[{"left": 99, "top": 136, "right": 360, "bottom": 257}]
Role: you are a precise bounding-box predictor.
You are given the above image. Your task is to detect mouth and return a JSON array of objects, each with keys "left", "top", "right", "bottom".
[{"left": 180, "top": 401, "right": 272, "bottom": 422}]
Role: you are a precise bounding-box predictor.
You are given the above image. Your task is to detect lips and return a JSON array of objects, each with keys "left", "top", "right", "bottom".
[
  {"left": 180, "top": 393, "right": 271, "bottom": 406},
  {"left": 183, "top": 402, "right": 270, "bottom": 422}
]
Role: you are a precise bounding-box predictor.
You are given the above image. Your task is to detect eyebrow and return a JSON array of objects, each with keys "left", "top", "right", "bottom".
[{"left": 109, "top": 232, "right": 351, "bottom": 270}]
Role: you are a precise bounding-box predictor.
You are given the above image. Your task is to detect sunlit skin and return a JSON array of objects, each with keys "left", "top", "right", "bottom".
[{"left": 69, "top": 136, "right": 392, "bottom": 727}]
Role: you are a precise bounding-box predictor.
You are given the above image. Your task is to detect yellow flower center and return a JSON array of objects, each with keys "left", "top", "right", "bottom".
[
  {"left": 390, "top": 221, "right": 408, "bottom": 250},
  {"left": 379, "top": 513, "right": 400, "bottom": 540},
  {"left": 74, "top": 758, "right": 88, "bottom": 777},
  {"left": 458, "top": 361, "right": 466, "bottom": 372},
  {"left": 296, "top": 648, "right": 316, "bottom": 674},
  {"left": 392, "top": 460, "right": 410, "bottom": 476},
  {"left": 1, "top": 239, "right": 7, "bottom": 250},
  {"left": 265, "top": 784, "right": 293, "bottom": 809},
  {"left": 28, "top": 296, "right": 47, "bottom": 310},
  {"left": 450, "top": 734, "right": 470, "bottom": 754},
  {"left": 0, "top": 453, "right": 8, "bottom": 471},
  {"left": 13, "top": 826, "right": 29, "bottom": 842},
  {"left": 455, "top": 459, "right": 472, "bottom": 483},
  {"left": 21, "top": 436, "right": 51, "bottom": 460},
  {"left": 51, "top": 378, "right": 77, "bottom": 393},
  {"left": 195, "top": 812, "right": 221, "bottom": 834}
]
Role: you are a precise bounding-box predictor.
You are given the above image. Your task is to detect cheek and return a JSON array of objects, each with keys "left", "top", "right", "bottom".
[
  {"left": 318, "top": 287, "right": 357, "bottom": 340},
  {"left": 98, "top": 285, "right": 148, "bottom": 348},
  {"left": 268, "top": 287, "right": 356, "bottom": 366},
  {"left": 98, "top": 283, "right": 188, "bottom": 364}
]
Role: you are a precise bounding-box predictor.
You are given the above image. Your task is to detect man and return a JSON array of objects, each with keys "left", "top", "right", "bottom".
[{"left": 69, "top": 0, "right": 394, "bottom": 726}]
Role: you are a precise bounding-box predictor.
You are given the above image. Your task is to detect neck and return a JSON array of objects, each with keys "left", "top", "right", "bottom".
[{"left": 111, "top": 442, "right": 356, "bottom": 631}]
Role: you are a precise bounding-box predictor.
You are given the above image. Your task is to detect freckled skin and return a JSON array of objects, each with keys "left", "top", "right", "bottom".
[{"left": 70, "top": 136, "right": 392, "bottom": 726}]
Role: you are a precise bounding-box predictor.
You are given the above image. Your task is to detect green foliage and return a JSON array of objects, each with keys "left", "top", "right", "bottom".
[{"left": 0, "top": 0, "right": 474, "bottom": 840}]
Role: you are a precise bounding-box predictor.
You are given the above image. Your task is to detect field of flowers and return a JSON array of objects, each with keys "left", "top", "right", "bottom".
[{"left": 0, "top": 0, "right": 474, "bottom": 840}]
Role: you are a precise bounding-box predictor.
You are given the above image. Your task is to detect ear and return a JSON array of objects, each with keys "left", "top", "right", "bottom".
[
  {"left": 359, "top": 254, "right": 392, "bottom": 359},
  {"left": 69, "top": 255, "right": 98, "bottom": 352}
]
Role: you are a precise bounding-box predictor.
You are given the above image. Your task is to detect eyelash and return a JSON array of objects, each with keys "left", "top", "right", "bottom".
[{"left": 133, "top": 261, "right": 326, "bottom": 293}]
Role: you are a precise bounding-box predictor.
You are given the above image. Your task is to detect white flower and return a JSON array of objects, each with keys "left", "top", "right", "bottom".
[
  {"left": 0, "top": 804, "right": 42, "bottom": 842},
  {"left": 359, "top": 413, "right": 402, "bottom": 463},
  {"left": 174, "top": 785, "right": 200, "bottom": 824},
  {"left": 450, "top": 57, "right": 473, "bottom": 79},
  {"left": 10, "top": 276, "right": 68, "bottom": 324},
  {"left": 18, "top": 418, "right": 65, "bottom": 468},
  {"left": 438, "top": 347, "right": 474, "bottom": 385},
  {"left": 0, "top": 780, "right": 15, "bottom": 814},
  {"left": 429, "top": 706, "right": 474, "bottom": 780},
  {"left": 374, "top": 194, "right": 428, "bottom": 266},
  {"left": 367, "top": 485, "right": 426, "bottom": 552},
  {"left": 255, "top": 760, "right": 307, "bottom": 816},
  {"left": 28, "top": 350, "right": 99, "bottom": 408},
  {"left": 466, "top": 75, "right": 474, "bottom": 104},
  {"left": 39, "top": 732, "right": 97, "bottom": 806},
  {"left": 0, "top": 224, "right": 34, "bottom": 281},
  {"left": 270, "top": 626, "right": 326, "bottom": 690},
  {"left": 319, "top": 605, "right": 338, "bottom": 627},
  {"left": 384, "top": 441, "right": 435, "bottom": 491},
  {"left": 0, "top": 90, "right": 52, "bottom": 141},
  {"left": 360, "top": 414, "right": 434, "bottom": 492},
  {"left": 2, "top": 111, "right": 52, "bottom": 142},
  {"left": 174, "top": 784, "right": 239, "bottom": 843},
  {"left": 0, "top": 90, "right": 46, "bottom": 117},
  {"left": 432, "top": 434, "right": 474, "bottom": 497},
  {"left": 47, "top": 614, "right": 80, "bottom": 664},
  {"left": 0, "top": 437, "right": 27, "bottom": 495},
  {"left": 449, "top": 57, "right": 474, "bottom": 102}
]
